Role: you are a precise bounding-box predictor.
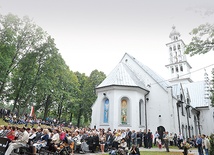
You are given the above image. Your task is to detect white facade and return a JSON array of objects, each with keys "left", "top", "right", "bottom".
[{"left": 91, "top": 27, "right": 214, "bottom": 138}]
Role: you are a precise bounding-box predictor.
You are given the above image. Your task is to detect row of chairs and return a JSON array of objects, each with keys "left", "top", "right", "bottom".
[{"left": 19, "top": 138, "right": 74, "bottom": 155}]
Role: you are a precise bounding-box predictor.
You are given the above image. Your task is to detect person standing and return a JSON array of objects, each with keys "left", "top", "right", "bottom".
[
  {"left": 126, "top": 128, "right": 132, "bottom": 149},
  {"left": 178, "top": 132, "right": 183, "bottom": 149},
  {"left": 147, "top": 129, "right": 152, "bottom": 149},
  {"left": 173, "top": 133, "right": 178, "bottom": 146},
  {"left": 153, "top": 131, "right": 159, "bottom": 146},
  {"left": 163, "top": 131, "right": 170, "bottom": 152},
  {"left": 131, "top": 130, "right": 137, "bottom": 146},
  {"left": 202, "top": 134, "right": 210, "bottom": 155},
  {"left": 196, "top": 134, "right": 204, "bottom": 155}
]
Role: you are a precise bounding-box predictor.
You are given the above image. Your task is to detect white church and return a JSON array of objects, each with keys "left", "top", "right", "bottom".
[{"left": 91, "top": 26, "right": 214, "bottom": 139}]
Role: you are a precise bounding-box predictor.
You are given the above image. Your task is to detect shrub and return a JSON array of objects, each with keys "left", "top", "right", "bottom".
[{"left": 210, "top": 134, "right": 214, "bottom": 155}]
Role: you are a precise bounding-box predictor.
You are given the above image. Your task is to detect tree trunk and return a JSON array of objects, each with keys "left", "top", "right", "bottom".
[
  {"left": 69, "top": 112, "right": 73, "bottom": 123},
  {"left": 43, "top": 95, "right": 51, "bottom": 120},
  {"left": 77, "top": 104, "right": 82, "bottom": 128}
]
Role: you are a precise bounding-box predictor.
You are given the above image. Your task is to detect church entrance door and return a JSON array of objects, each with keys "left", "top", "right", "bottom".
[{"left": 157, "top": 126, "right": 165, "bottom": 139}]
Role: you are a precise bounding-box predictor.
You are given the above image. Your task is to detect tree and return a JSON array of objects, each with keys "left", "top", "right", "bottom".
[
  {"left": 185, "top": 23, "right": 214, "bottom": 106},
  {"left": 185, "top": 23, "right": 214, "bottom": 56}
]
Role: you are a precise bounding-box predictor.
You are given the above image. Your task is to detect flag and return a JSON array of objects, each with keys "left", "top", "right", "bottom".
[{"left": 29, "top": 106, "right": 35, "bottom": 117}]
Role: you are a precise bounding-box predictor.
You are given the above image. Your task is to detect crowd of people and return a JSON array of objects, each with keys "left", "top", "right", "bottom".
[
  {"left": 0, "top": 108, "right": 72, "bottom": 128},
  {"left": 0, "top": 109, "right": 211, "bottom": 155},
  {"left": 0, "top": 122, "right": 212, "bottom": 155}
]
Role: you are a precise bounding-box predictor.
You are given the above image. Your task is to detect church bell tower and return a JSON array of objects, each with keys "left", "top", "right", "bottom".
[{"left": 166, "top": 26, "right": 192, "bottom": 84}]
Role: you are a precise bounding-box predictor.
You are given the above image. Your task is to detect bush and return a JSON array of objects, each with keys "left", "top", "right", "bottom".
[{"left": 210, "top": 134, "right": 214, "bottom": 155}]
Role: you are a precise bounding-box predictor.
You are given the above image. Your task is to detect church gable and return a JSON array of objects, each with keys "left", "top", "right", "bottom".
[
  {"left": 97, "top": 61, "right": 147, "bottom": 90},
  {"left": 97, "top": 53, "right": 171, "bottom": 93}
]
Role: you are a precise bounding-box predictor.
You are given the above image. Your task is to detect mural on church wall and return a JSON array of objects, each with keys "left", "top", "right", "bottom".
[
  {"left": 104, "top": 99, "right": 109, "bottom": 123},
  {"left": 121, "top": 99, "right": 128, "bottom": 124}
]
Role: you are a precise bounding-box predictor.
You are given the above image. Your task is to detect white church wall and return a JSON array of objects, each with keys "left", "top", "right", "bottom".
[
  {"left": 199, "top": 107, "right": 214, "bottom": 135},
  {"left": 91, "top": 86, "right": 148, "bottom": 131}
]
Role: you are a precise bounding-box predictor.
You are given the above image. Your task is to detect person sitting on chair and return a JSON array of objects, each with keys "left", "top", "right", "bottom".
[
  {"left": 5, "top": 127, "right": 29, "bottom": 155},
  {"left": 129, "top": 145, "right": 140, "bottom": 155}
]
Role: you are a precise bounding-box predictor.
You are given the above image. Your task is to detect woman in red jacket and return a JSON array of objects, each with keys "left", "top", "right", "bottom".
[{"left": 7, "top": 126, "right": 16, "bottom": 141}]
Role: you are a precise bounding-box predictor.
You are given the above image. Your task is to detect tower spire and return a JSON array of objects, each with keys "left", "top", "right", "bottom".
[
  {"left": 169, "top": 25, "right": 181, "bottom": 41},
  {"left": 166, "top": 26, "right": 192, "bottom": 84}
]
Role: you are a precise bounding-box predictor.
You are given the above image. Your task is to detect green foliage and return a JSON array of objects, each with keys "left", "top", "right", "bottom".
[
  {"left": 210, "top": 134, "right": 214, "bottom": 155},
  {"left": 185, "top": 23, "right": 214, "bottom": 56},
  {"left": 185, "top": 23, "right": 214, "bottom": 106},
  {"left": 0, "top": 13, "right": 106, "bottom": 127}
]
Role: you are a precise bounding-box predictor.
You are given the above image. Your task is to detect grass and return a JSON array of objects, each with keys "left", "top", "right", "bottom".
[
  {"left": 140, "top": 152, "right": 192, "bottom": 155},
  {"left": 0, "top": 118, "right": 8, "bottom": 126}
]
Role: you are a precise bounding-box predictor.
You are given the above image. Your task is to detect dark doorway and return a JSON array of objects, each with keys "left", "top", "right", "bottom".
[{"left": 157, "top": 126, "right": 165, "bottom": 139}]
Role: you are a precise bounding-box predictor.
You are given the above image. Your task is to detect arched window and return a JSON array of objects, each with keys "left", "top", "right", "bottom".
[
  {"left": 191, "top": 126, "right": 194, "bottom": 138},
  {"left": 121, "top": 99, "right": 128, "bottom": 124},
  {"left": 182, "top": 125, "right": 185, "bottom": 140},
  {"left": 139, "top": 100, "right": 145, "bottom": 126},
  {"left": 103, "top": 99, "right": 109, "bottom": 123},
  {"left": 185, "top": 125, "right": 188, "bottom": 139},
  {"left": 173, "top": 45, "right": 176, "bottom": 51},
  {"left": 169, "top": 47, "right": 172, "bottom": 51}
]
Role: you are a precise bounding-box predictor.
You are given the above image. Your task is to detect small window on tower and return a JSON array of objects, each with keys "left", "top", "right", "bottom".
[
  {"left": 180, "top": 65, "right": 183, "bottom": 72},
  {"left": 176, "top": 67, "right": 179, "bottom": 72},
  {"left": 178, "top": 44, "right": 180, "bottom": 49},
  {"left": 171, "top": 67, "right": 174, "bottom": 73}
]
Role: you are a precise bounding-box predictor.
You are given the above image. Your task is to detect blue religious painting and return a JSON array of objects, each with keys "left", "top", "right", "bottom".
[{"left": 103, "top": 99, "right": 109, "bottom": 123}]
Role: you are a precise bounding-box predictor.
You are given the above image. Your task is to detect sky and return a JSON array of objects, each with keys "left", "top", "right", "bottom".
[{"left": 0, "top": 0, "right": 214, "bottom": 82}]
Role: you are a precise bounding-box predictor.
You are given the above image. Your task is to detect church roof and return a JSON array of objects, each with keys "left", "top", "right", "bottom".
[
  {"left": 97, "top": 62, "right": 147, "bottom": 90},
  {"left": 97, "top": 53, "right": 171, "bottom": 92},
  {"left": 171, "top": 81, "right": 208, "bottom": 108},
  {"left": 183, "top": 81, "right": 207, "bottom": 108},
  {"left": 97, "top": 53, "right": 208, "bottom": 108}
]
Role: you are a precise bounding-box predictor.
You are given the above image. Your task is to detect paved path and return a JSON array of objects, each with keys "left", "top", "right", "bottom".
[{"left": 139, "top": 147, "right": 198, "bottom": 155}]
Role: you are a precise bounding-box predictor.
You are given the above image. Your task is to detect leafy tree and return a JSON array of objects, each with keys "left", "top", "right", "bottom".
[
  {"left": 210, "top": 134, "right": 214, "bottom": 155},
  {"left": 185, "top": 23, "right": 214, "bottom": 56},
  {"left": 0, "top": 13, "right": 49, "bottom": 100},
  {"left": 185, "top": 23, "right": 214, "bottom": 106}
]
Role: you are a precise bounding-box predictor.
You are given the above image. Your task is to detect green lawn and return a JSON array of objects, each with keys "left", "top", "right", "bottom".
[
  {"left": 0, "top": 118, "right": 8, "bottom": 125},
  {"left": 141, "top": 152, "right": 181, "bottom": 155}
]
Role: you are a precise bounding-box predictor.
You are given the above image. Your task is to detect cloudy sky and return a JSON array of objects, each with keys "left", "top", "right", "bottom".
[{"left": 0, "top": 0, "right": 214, "bottom": 82}]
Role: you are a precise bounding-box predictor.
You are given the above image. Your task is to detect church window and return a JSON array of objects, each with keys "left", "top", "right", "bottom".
[
  {"left": 180, "top": 94, "right": 185, "bottom": 116},
  {"left": 190, "top": 126, "right": 193, "bottom": 138},
  {"left": 182, "top": 125, "right": 185, "bottom": 139},
  {"left": 169, "top": 47, "right": 172, "bottom": 51},
  {"left": 173, "top": 46, "right": 176, "bottom": 51},
  {"left": 186, "top": 98, "right": 191, "bottom": 118},
  {"left": 177, "top": 44, "right": 180, "bottom": 49},
  {"left": 176, "top": 66, "right": 179, "bottom": 72},
  {"left": 103, "top": 99, "right": 109, "bottom": 123},
  {"left": 171, "top": 67, "right": 174, "bottom": 74},
  {"left": 180, "top": 65, "right": 183, "bottom": 72},
  {"left": 139, "top": 100, "right": 145, "bottom": 126},
  {"left": 185, "top": 125, "right": 188, "bottom": 139},
  {"left": 121, "top": 99, "right": 128, "bottom": 125}
]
